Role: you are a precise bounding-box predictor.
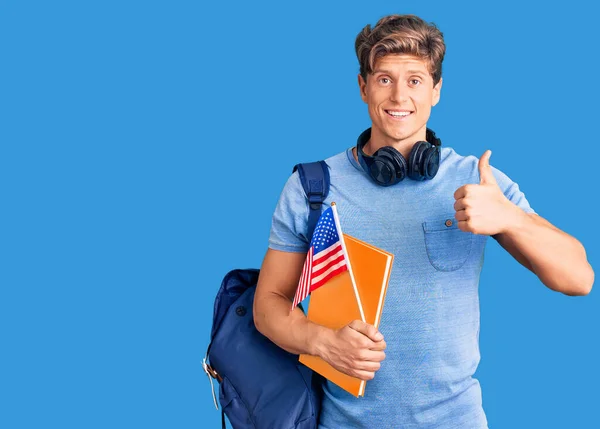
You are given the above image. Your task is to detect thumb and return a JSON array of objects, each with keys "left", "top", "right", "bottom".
[
  {"left": 478, "top": 150, "right": 497, "bottom": 185},
  {"left": 349, "top": 320, "right": 384, "bottom": 341}
]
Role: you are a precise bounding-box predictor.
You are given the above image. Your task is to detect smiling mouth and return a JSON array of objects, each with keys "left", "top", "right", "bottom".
[{"left": 385, "top": 110, "right": 413, "bottom": 119}]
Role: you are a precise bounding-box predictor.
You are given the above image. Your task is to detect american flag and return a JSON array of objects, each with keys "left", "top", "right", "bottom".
[{"left": 291, "top": 206, "right": 348, "bottom": 310}]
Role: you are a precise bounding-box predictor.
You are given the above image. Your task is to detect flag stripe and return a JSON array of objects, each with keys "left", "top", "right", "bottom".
[
  {"left": 313, "top": 241, "right": 342, "bottom": 260},
  {"left": 291, "top": 206, "right": 349, "bottom": 311},
  {"left": 300, "top": 253, "right": 308, "bottom": 303},
  {"left": 293, "top": 247, "right": 313, "bottom": 309},
  {"left": 312, "top": 245, "right": 343, "bottom": 271},
  {"left": 311, "top": 259, "right": 347, "bottom": 286},
  {"left": 312, "top": 251, "right": 346, "bottom": 278},
  {"left": 293, "top": 258, "right": 304, "bottom": 308},
  {"left": 295, "top": 263, "right": 301, "bottom": 307},
  {"left": 303, "top": 248, "right": 313, "bottom": 303},
  {"left": 310, "top": 264, "right": 348, "bottom": 291},
  {"left": 293, "top": 266, "right": 303, "bottom": 308}
]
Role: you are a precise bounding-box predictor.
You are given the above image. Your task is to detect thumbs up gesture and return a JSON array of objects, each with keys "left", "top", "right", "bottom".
[{"left": 453, "top": 150, "right": 521, "bottom": 235}]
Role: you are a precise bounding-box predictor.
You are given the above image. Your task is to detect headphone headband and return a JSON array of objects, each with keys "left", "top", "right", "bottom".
[
  {"left": 356, "top": 127, "right": 442, "bottom": 186},
  {"left": 425, "top": 128, "right": 441, "bottom": 147}
]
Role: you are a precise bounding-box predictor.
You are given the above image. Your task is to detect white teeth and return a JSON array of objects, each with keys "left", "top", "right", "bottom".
[{"left": 387, "top": 111, "right": 411, "bottom": 117}]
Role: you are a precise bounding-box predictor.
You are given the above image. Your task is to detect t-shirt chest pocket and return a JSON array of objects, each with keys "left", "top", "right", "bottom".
[{"left": 422, "top": 216, "right": 473, "bottom": 271}]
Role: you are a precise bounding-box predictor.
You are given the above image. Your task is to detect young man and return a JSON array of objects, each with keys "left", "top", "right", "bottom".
[{"left": 253, "top": 14, "right": 594, "bottom": 428}]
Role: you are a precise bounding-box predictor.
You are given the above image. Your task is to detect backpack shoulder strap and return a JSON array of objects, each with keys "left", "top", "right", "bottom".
[{"left": 293, "top": 161, "right": 330, "bottom": 239}]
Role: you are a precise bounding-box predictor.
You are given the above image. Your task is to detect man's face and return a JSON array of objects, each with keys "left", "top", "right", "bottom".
[{"left": 358, "top": 54, "right": 442, "bottom": 146}]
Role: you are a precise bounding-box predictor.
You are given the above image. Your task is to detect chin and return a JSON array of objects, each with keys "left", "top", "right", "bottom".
[
  {"left": 385, "top": 127, "right": 415, "bottom": 142},
  {"left": 390, "top": 124, "right": 426, "bottom": 141}
]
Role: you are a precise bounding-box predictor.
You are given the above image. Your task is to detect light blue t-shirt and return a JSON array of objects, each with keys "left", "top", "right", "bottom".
[{"left": 268, "top": 145, "right": 535, "bottom": 429}]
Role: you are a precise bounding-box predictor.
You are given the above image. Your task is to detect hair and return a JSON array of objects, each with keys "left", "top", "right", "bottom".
[{"left": 355, "top": 14, "right": 446, "bottom": 85}]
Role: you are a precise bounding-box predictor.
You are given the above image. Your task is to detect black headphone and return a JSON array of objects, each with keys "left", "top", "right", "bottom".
[{"left": 356, "top": 127, "right": 442, "bottom": 187}]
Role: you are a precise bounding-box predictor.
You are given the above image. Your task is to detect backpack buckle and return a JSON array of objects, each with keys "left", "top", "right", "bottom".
[
  {"left": 307, "top": 192, "right": 324, "bottom": 211},
  {"left": 203, "top": 358, "right": 222, "bottom": 382}
]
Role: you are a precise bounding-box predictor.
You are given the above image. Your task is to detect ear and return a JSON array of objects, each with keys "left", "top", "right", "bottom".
[
  {"left": 358, "top": 74, "right": 368, "bottom": 103},
  {"left": 431, "top": 77, "right": 443, "bottom": 107}
]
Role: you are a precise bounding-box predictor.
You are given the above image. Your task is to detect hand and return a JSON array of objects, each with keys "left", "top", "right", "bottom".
[
  {"left": 316, "top": 320, "right": 386, "bottom": 381},
  {"left": 453, "top": 150, "right": 522, "bottom": 235}
]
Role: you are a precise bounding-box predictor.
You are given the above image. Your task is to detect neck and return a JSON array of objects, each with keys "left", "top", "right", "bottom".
[{"left": 364, "top": 125, "right": 428, "bottom": 160}]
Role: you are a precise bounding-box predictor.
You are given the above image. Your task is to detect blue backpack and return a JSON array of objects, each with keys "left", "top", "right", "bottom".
[{"left": 203, "top": 161, "right": 330, "bottom": 429}]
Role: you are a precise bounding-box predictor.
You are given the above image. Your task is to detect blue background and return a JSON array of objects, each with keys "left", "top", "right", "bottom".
[{"left": 1, "top": 0, "right": 598, "bottom": 428}]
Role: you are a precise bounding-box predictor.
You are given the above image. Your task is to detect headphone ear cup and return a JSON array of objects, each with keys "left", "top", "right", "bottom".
[
  {"left": 370, "top": 147, "right": 407, "bottom": 186},
  {"left": 407, "top": 141, "right": 429, "bottom": 180},
  {"left": 422, "top": 146, "right": 440, "bottom": 180}
]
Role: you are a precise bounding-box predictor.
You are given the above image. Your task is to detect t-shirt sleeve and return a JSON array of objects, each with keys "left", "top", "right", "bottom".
[
  {"left": 268, "top": 171, "right": 311, "bottom": 253},
  {"left": 490, "top": 165, "right": 536, "bottom": 214}
]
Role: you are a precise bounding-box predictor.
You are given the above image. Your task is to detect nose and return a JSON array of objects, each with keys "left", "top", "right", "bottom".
[{"left": 389, "top": 82, "right": 408, "bottom": 103}]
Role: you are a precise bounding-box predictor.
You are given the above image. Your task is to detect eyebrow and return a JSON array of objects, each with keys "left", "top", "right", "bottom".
[{"left": 372, "top": 69, "right": 427, "bottom": 76}]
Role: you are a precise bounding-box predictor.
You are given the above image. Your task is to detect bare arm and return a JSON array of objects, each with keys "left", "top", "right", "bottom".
[
  {"left": 253, "top": 248, "right": 387, "bottom": 380},
  {"left": 253, "top": 248, "right": 329, "bottom": 355},
  {"left": 493, "top": 212, "right": 594, "bottom": 296},
  {"left": 454, "top": 150, "right": 594, "bottom": 297}
]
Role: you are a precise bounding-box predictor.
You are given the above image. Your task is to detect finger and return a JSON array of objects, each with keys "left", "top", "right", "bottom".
[
  {"left": 457, "top": 220, "right": 470, "bottom": 232},
  {"left": 368, "top": 339, "right": 386, "bottom": 351},
  {"left": 453, "top": 198, "right": 468, "bottom": 211},
  {"left": 353, "top": 370, "right": 376, "bottom": 381},
  {"left": 478, "top": 150, "right": 497, "bottom": 185},
  {"left": 349, "top": 320, "right": 383, "bottom": 342},
  {"left": 453, "top": 186, "right": 465, "bottom": 201},
  {"left": 360, "top": 350, "right": 386, "bottom": 362},
  {"left": 352, "top": 360, "right": 382, "bottom": 372},
  {"left": 453, "top": 184, "right": 473, "bottom": 200},
  {"left": 454, "top": 210, "right": 468, "bottom": 222}
]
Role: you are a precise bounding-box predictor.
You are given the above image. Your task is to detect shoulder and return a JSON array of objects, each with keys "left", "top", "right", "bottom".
[
  {"left": 276, "top": 148, "right": 348, "bottom": 212},
  {"left": 440, "top": 147, "right": 517, "bottom": 185},
  {"left": 323, "top": 148, "right": 356, "bottom": 174},
  {"left": 440, "top": 147, "right": 533, "bottom": 211},
  {"left": 289, "top": 148, "right": 358, "bottom": 188},
  {"left": 276, "top": 169, "right": 306, "bottom": 214},
  {"left": 441, "top": 146, "right": 483, "bottom": 170},
  {"left": 283, "top": 148, "right": 349, "bottom": 196},
  {"left": 438, "top": 147, "right": 480, "bottom": 184}
]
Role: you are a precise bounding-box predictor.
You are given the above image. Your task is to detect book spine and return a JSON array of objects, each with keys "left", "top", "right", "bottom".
[{"left": 331, "top": 202, "right": 366, "bottom": 323}]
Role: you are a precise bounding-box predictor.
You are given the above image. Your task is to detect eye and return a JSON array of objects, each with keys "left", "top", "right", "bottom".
[
  {"left": 410, "top": 79, "right": 421, "bottom": 86},
  {"left": 378, "top": 77, "right": 391, "bottom": 85}
]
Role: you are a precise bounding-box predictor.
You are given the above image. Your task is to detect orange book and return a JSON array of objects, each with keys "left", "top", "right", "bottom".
[{"left": 299, "top": 233, "right": 394, "bottom": 397}]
